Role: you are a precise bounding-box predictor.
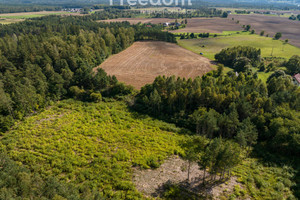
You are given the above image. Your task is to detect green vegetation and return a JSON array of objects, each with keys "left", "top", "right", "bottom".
[
  {"left": 232, "top": 158, "right": 296, "bottom": 199},
  {"left": 0, "top": 99, "right": 185, "bottom": 199},
  {"left": 134, "top": 69, "right": 299, "bottom": 199},
  {"left": 0, "top": 12, "right": 73, "bottom": 19},
  {"left": 0, "top": 153, "right": 84, "bottom": 200},
  {"left": 177, "top": 31, "right": 300, "bottom": 60},
  {"left": 1, "top": 98, "right": 297, "bottom": 199},
  {"left": 0, "top": 14, "right": 50, "bottom": 19},
  {"left": 0, "top": 12, "right": 176, "bottom": 132},
  {"left": 0, "top": 6, "right": 299, "bottom": 200}
]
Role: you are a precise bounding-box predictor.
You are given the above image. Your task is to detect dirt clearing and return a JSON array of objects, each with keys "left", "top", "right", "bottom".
[
  {"left": 133, "top": 155, "right": 242, "bottom": 199},
  {"left": 95, "top": 41, "right": 212, "bottom": 89}
]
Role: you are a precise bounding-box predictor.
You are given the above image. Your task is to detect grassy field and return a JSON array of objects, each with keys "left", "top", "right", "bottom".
[
  {"left": 0, "top": 18, "right": 24, "bottom": 24},
  {"left": 0, "top": 11, "right": 84, "bottom": 24},
  {"left": 177, "top": 31, "right": 300, "bottom": 60},
  {"left": 177, "top": 31, "right": 300, "bottom": 81},
  {"left": 0, "top": 14, "right": 47, "bottom": 19}
]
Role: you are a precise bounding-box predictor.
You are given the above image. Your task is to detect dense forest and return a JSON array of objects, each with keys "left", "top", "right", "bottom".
[
  {"left": 134, "top": 66, "right": 300, "bottom": 156},
  {"left": 0, "top": 11, "right": 176, "bottom": 132}
]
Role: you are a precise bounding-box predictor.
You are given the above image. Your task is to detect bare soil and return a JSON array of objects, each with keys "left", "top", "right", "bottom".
[
  {"left": 231, "top": 14, "right": 300, "bottom": 48},
  {"left": 95, "top": 41, "right": 212, "bottom": 89},
  {"left": 99, "top": 17, "right": 243, "bottom": 33},
  {"left": 99, "top": 18, "right": 175, "bottom": 25},
  {"left": 170, "top": 18, "right": 243, "bottom": 33},
  {"left": 133, "top": 155, "right": 242, "bottom": 199}
]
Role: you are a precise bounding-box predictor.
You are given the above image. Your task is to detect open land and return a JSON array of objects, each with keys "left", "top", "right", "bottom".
[
  {"left": 177, "top": 31, "right": 300, "bottom": 82},
  {"left": 100, "top": 15, "right": 300, "bottom": 48},
  {"left": 133, "top": 155, "right": 242, "bottom": 199},
  {"left": 218, "top": 7, "right": 300, "bottom": 16},
  {"left": 177, "top": 31, "right": 300, "bottom": 60},
  {"left": 231, "top": 14, "right": 300, "bottom": 48},
  {"left": 170, "top": 18, "right": 243, "bottom": 33},
  {"left": 100, "top": 17, "right": 243, "bottom": 33},
  {"left": 95, "top": 41, "right": 213, "bottom": 89},
  {"left": 0, "top": 10, "right": 86, "bottom": 24},
  {"left": 99, "top": 17, "right": 175, "bottom": 24}
]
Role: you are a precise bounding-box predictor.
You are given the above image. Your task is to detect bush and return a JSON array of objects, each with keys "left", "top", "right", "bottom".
[
  {"left": 89, "top": 92, "right": 102, "bottom": 102},
  {"left": 215, "top": 46, "right": 261, "bottom": 67},
  {"left": 146, "top": 156, "right": 160, "bottom": 168}
]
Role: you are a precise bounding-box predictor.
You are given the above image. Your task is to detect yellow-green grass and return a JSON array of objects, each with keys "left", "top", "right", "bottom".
[
  {"left": 0, "top": 18, "right": 24, "bottom": 24},
  {"left": 177, "top": 31, "right": 300, "bottom": 61},
  {"left": 0, "top": 12, "right": 70, "bottom": 19},
  {"left": 0, "top": 99, "right": 185, "bottom": 198},
  {"left": 0, "top": 14, "right": 47, "bottom": 19}
]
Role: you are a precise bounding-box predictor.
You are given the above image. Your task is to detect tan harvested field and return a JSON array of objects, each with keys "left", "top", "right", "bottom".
[
  {"left": 170, "top": 18, "right": 243, "bottom": 33},
  {"left": 231, "top": 14, "right": 300, "bottom": 48},
  {"left": 0, "top": 11, "right": 83, "bottom": 17},
  {"left": 95, "top": 41, "right": 213, "bottom": 89},
  {"left": 99, "top": 18, "right": 174, "bottom": 25},
  {"left": 100, "top": 17, "right": 243, "bottom": 34}
]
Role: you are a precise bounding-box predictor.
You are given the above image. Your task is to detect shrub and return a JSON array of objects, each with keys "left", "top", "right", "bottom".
[{"left": 89, "top": 92, "right": 102, "bottom": 102}]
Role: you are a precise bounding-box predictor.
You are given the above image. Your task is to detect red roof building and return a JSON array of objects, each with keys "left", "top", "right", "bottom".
[{"left": 293, "top": 73, "right": 300, "bottom": 86}]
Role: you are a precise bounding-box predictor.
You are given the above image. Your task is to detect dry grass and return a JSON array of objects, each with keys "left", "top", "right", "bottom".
[{"left": 95, "top": 41, "right": 213, "bottom": 89}]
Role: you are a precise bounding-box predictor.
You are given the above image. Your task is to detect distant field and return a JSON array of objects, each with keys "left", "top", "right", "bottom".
[
  {"left": 100, "top": 17, "right": 243, "bottom": 34},
  {"left": 0, "top": 18, "right": 24, "bottom": 24},
  {"left": 99, "top": 18, "right": 175, "bottom": 24},
  {"left": 170, "top": 18, "right": 243, "bottom": 33},
  {"left": 231, "top": 14, "right": 300, "bottom": 48},
  {"left": 177, "top": 31, "right": 300, "bottom": 60},
  {"left": 95, "top": 41, "right": 212, "bottom": 89},
  {"left": 0, "top": 11, "right": 84, "bottom": 24},
  {"left": 218, "top": 7, "right": 300, "bottom": 16},
  {"left": 177, "top": 31, "right": 300, "bottom": 81}
]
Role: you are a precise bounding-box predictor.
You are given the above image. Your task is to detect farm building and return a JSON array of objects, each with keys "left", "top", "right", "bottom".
[{"left": 293, "top": 73, "right": 300, "bottom": 86}]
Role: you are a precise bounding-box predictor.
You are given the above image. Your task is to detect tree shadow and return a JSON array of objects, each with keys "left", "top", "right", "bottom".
[{"left": 252, "top": 144, "right": 300, "bottom": 199}]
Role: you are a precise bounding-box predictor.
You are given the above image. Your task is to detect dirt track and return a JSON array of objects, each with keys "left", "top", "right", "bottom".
[{"left": 95, "top": 41, "right": 212, "bottom": 89}]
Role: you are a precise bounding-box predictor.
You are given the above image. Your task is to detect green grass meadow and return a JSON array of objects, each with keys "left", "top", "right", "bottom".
[
  {"left": 177, "top": 31, "right": 300, "bottom": 82},
  {"left": 177, "top": 31, "right": 300, "bottom": 60}
]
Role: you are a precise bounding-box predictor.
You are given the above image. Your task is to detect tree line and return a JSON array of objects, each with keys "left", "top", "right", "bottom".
[{"left": 149, "top": 8, "right": 225, "bottom": 18}]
